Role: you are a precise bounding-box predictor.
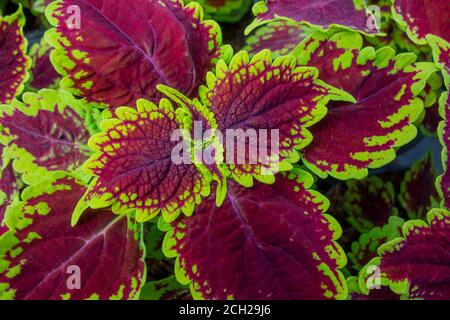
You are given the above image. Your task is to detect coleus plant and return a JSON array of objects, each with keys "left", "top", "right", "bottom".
[{"left": 0, "top": 0, "right": 448, "bottom": 300}]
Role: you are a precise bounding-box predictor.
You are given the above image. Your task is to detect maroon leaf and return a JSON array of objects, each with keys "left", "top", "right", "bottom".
[
  {"left": 74, "top": 98, "right": 211, "bottom": 224},
  {"left": 244, "top": 21, "right": 308, "bottom": 58},
  {"left": 437, "top": 91, "right": 450, "bottom": 209},
  {"left": 392, "top": 0, "right": 450, "bottom": 45},
  {"left": 0, "top": 159, "right": 22, "bottom": 236},
  {"left": 0, "top": 90, "right": 91, "bottom": 184},
  {"left": 344, "top": 176, "right": 398, "bottom": 233},
  {"left": 429, "top": 36, "right": 450, "bottom": 88},
  {"left": 28, "top": 38, "right": 60, "bottom": 90},
  {"left": 0, "top": 146, "right": 22, "bottom": 236},
  {"left": 392, "top": 1, "right": 450, "bottom": 86},
  {"left": 295, "top": 30, "right": 436, "bottom": 179},
  {"left": 0, "top": 173, "right": 146, "bottom": 300},
  {"left": 46, "top": 0, "right": 223, "bottom": 111},
  {"left": 162, "top": 168, "right": 347, "bottom": 300},
  {"left": 0, "top": 7, "right": 31, "bottom": 104},
  {"left": 359, "top": 208, "right": 450, "bottom": 299}
]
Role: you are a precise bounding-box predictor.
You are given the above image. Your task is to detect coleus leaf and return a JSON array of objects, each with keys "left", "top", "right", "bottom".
[
  {"left": 73, "top": 98, "right": 211, "bottom": 224},
  {"left": 399, "top": 152, "right": 438, "bottom": 219},
  {"left": 0, "top": 173, "right": 146, "bottom": 300},
  {"left": 28, "top": 38, "right": 60, "bottom": 91},
  {"left": 344, "top": 176, "right": 398, "bottom": 233},
  {"left": 391, "top": 1, "right": 450, "bottom": 86},
  {"left": 0, "top": 160, "right": 21, "bottom": 217},
  {"left": 245, "top": 0, "right": 379, "bottom": 35},
  {"left": 327, "top": 172, "right": 404, "bottom": 249},
  {"left": 347, "top": 276, "right": 400, "bottom": 300},
  {"left": 244, "top": 21, "right": 308, "bottom": 58},
  {"left": 295, "top": 30, "right": 437, "bottom": 179},
  {"left": 161, "top": 168, "right": 347, "bottom": 300},
  {"left": 437, "top": 91, "right": 450, "bottom": 209},
  {"left": 185, "top": 0, "right": 252, "bottom": 23},
  {"left": 160, "top": 50, "right": 352, "bottom": 188},
  {"left": 0, "top": 7, "right": 31, "bottom": 104},
  {"left": 363, "top": 6, "right": 431, "bottom": 59},
  {"left": 45, "top": 0, "right": 223, "bottom": 112},
  {"left": 358, "top": 208, "right": 450, "bottom": 299},
  {"left": 429, "top": 35, "right": 450, "bottom": 88},
  {"left": 140, "top": 276, "right": 191, "bottom": 300},
  {"left": 0, "top": 89, "right": 91, "bottom": 184},
  {"left": 0, "top": 156, "right": 22, "bottom": 236},
  {"left": 348, "top": 216, "right": 404, "bottom": 271},
  {"left": 392, "top": 0, "right": 450, "bottom": 46}
]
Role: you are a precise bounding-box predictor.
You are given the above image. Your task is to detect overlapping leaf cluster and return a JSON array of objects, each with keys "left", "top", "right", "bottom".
[{"left": 0, "top": 0, "right": 449, "bottom": 300}]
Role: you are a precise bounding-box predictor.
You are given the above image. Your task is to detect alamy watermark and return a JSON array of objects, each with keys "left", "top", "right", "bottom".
[
  {"left": 366, "top": 5, "right": 382, "bottom": 31},
  {"left": 171, "top": 121, "right": 281, "bottom": 175},
  {"left": 66, "top": 265, "right": 81, "bottom": 290},
  {"left": 65, "top": 5, "right": 81, "bottom": 30},
  {"left": 365, "top": 265, "right": 382, "bottom": 290}
]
